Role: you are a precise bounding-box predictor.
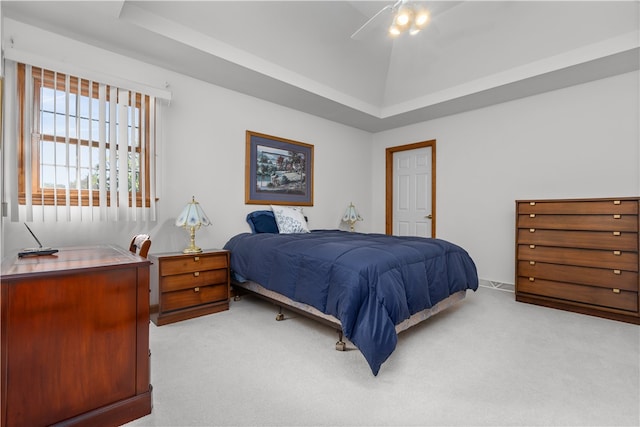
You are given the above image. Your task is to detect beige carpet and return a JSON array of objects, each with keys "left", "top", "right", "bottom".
[{"left": 125, "top": 287, "right": 640, "bottom": 426}]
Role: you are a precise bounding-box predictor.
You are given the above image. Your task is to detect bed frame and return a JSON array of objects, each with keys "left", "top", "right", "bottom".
[{"left": 232, "top": 279, "right": 467, "bottom": 351}]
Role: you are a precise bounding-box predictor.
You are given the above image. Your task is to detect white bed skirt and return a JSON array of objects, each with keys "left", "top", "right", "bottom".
[{"left": 233, "top": 280, "right": 467, "bottom": 334}]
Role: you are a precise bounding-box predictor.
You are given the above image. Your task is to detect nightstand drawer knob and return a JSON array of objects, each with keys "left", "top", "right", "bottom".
[
  {"left": 613, "top": 231, "right": 621, "bottom": 236},
  {"left": 613, "top": 270, "right": 621, "bottom": 275},
  {"left": 194, "top": 271, "right": 200, "bottom": 277},
  {"left": 529, "top": 228, "right": 535, "bottom": 233},
  {"left": 194, "top": 256, "right": 200, "bottom": 262},
  {"left": 529, "top": 213, "right": 536, "bottom": 218},
  {"left": 612, "top": 288, "right": 621, "bottom": 294},
  {"left": 529, "top": 202, "right": 536, "bottom": 206},
  {"left": 194, "top": 287, "right": 200, "bottom": 292},
  {"left": 613, "top": 214, "right": 621, "bottom": 219},
  {"left": 613, "top": 200, "right": 621, "bottom": 205},
  {"left": 529, "top": 244, "right": 535, "bottom": 249},
  {"left": 613, "top": 250, "right": 621, "bottom": 256},
  {"left": 529, "top": 277, "right": 535, "bottom": 282}
]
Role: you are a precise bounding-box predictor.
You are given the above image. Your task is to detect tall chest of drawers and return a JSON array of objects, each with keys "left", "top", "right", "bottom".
[
  {"left": 515, "top": 197, "right": 639, "bottom": 324},
  {"left": 151, "top": 249, "right": 230, "bottom": 325}
]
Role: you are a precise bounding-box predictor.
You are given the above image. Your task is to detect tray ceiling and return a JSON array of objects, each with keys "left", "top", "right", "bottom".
[{"left": 2, "top": 1, "right": 638, "bottom": 131}]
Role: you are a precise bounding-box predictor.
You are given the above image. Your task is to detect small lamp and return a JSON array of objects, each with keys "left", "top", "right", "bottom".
[
  {"left": 342, "top": 202, "right": 363, "bottom": 232},
  {"left": 175, "top": 196, "right": 211, "bottom": 253}
]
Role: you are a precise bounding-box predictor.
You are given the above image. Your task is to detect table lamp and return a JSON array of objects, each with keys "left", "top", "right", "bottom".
[
  {"left": 342, "top": 202, "right": 363, "bottom": 232},
  {"left": 175, "top": 196, "right": 211, "bottom": 253}
]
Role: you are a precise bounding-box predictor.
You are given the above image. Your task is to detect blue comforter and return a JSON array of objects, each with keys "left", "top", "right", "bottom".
[{"left": 223, "top": 230, "right": 478, "bottom": 375}]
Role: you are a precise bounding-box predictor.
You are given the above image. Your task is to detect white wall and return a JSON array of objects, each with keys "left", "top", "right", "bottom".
[
  {"left": 1, "top": 20, "right": 373, "bottom": 262},
  {"left": 156, "top": 68, "right": 374, "bottom": 251},
  {"left": 372, "top": 71, "right": 640, "bottom": 284},
  {"left": 2, "top": 19, "right": 639, "bottom": 293}
]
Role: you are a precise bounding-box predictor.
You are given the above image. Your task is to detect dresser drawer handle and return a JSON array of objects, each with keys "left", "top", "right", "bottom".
[
  {"left": 613, "top": 250, "right": 621, "bottom": 256},
  {"left": 529, "top": 228, "right": 535, "bottom": 233},
  {"left": 194, "top": 287, "right": 200, "bottom": 292},
  {"left": 529, "top": 202, "right": 536, "bottom": 206},
  {"left": 529, "top": 277, "right": 535, "bottom": 282},
  {"left": 612, "top": 288, "right": 621, "bottom": 294},
  {"left": 194, "top": 271, "right": 200, "bottom": 277},
  {"left": 529, "top": 214, "right": 536, "bottom": 218},
  {"left": 613, "top": 214, "right": 621, "bottom": 219},
  {"left": 613, "top": 269, "right": 621, "bottom": 275},
  {"left": 194, "top": 256, "right": 200, "bottom": 262},
  {"left": 529, "top": 244, "right": 535, "bottom": 249},
  {"left": 613, "top": 200, "right": 621, "bottom": 205},
  {"left": 529, "top": 261, "right": 536, "bottom": 265},
  {"left": 613, "top": 231, "right": 621, "bottom": 236}
]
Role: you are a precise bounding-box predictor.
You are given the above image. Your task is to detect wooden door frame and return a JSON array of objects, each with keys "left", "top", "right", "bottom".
[{"left": 385, "top": 140, "right": 436, "bottom": 236}]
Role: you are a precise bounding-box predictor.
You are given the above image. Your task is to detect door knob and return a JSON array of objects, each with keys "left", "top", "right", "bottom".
[{"left": 425, "top": 214, "right": 432, "bottom": 219}]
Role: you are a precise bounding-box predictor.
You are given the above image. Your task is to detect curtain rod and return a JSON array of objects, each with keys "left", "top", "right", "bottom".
[{"left": 4, "top": 48, "right": 172, "bottom": 101}]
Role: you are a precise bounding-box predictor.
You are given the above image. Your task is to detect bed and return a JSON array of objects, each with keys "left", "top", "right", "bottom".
[{"left": 223, "top": 208, "right": 479, "bottom": 375}]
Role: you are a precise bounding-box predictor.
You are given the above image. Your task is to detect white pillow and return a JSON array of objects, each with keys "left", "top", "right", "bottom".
[{"left": 271, "top": 205, "right": 310, "bottom": 234}]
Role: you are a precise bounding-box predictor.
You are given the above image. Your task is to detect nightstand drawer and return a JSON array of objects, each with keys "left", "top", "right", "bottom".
[
  {"left": 517, "top": 277, "right": 638, "bottom": 312},
  {"left": 161, "top": 283, "right": 228, "bottom": 312},
  {"left": 161, "top": 269, "right": 228, "bottom": 292},
  {"left": 150, "top": 249, "right": 231, "bottom": 325},
  {"left": 160, "top": 254, "right": 228, "bottom": 276}
]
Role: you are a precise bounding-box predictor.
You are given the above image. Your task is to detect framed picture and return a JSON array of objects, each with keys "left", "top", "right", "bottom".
[{"left": 245, "top": 131, "right": 314, "bottom": 206}]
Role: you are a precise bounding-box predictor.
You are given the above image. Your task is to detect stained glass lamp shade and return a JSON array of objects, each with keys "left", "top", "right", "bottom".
[
  {"left": 342, "top": 202, "right": 363, "bottom": 232},
  {"left": 175, "top": 196, "right": 211, "bottom": 253}
]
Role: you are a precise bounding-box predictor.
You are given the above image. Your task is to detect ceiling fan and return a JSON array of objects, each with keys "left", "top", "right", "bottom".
[
  {"left": 350, "top": 1, "right": 467, "bottom": 40},
  {"left": 350, "top": 0, "right": 431, "bottom": 40}
]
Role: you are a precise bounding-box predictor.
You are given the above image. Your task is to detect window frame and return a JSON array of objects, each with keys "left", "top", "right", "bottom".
[{"left": 17, "top": 63, "right": 152, "bottom": 207}]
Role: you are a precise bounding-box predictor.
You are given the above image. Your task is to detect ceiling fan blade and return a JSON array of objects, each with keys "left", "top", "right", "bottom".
[{"left": 350, "top": 2, "right": 400, "bottom": 40}]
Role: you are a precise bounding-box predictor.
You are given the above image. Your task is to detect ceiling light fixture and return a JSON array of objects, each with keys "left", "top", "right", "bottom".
[{"left": 389, "top": 2, "right": 430, "bottom": 37}]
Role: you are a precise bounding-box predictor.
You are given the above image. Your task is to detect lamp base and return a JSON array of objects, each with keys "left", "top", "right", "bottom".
[
  {"left": 183, "top": 246, "right": 203, "bottom": 254},
  {"left": 183, "top": 226, "right": 202, "bottom": 253}
]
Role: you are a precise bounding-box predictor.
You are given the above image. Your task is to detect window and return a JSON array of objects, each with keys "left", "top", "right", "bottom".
[{"left": 17, "top": 63, "right": 155, "bottom": 215}]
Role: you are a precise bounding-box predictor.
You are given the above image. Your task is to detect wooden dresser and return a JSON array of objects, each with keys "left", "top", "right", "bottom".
[
  {"left": 0, "top": 245, "right": 152, "bottom": 427},
  {"left": 515, "top": 197, "right": 640, "bottom": 324},
  {"left": 150, "top": 249, "right": 230, "bottom": 325}
]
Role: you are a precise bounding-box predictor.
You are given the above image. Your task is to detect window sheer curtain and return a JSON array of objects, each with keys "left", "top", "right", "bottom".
[{"left": 3, "top": 60, "right": 162, "bottom": 222}]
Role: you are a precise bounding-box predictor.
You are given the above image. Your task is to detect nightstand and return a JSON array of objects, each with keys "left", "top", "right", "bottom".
[{"left": 150, "top": 249, "right": 230, "bottom": 325}]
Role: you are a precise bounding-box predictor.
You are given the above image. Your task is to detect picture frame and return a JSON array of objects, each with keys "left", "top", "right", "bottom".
[{"left": 245, "top": 131, "right": 314, "bottom": 206}]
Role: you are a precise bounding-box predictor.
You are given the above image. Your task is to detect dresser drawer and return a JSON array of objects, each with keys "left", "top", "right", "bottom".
[
  {"left": 161, "top": 283, "right": 228, "bottom": 312},
  {"left": 160, "top": 268, "right": 228, "bottom": 292},
  {"left": 518, "top": 261, "right": 638, "bottom": 292},
  {"left": 518, "top": 245, "right": 638, "bottom": 271},
  {"left": 160, "top": 253, "right": 228, "bottom": 276},
  {"left": 517, "top": 214, "right": 638, "bottom": 232},
  {"left": 517, "top": 229, "right": 638, "bottom": 251},
  {"left": 518, "top": 200, "right": 639, "bottom": 215},
  {"left": 517, "top": 277, "right": 638, "bottom": 312}
]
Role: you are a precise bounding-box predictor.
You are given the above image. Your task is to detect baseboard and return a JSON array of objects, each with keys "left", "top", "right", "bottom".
[{"left": 479, "top": 279, "right": 514, "bottom": 292}]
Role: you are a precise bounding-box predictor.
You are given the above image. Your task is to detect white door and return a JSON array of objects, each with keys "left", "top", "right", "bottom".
[{"left": 392, "top": 146, "right": 433, "bottom": 237}]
